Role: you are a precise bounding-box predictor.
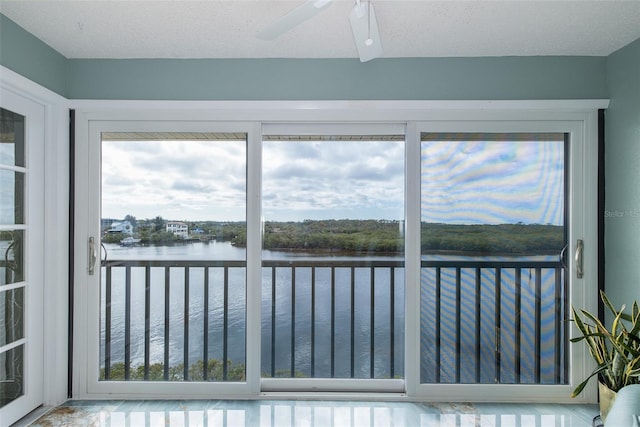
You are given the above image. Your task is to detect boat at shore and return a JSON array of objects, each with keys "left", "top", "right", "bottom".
[{"left": 120, "top": 236, "right": 142, "bottom": 246}]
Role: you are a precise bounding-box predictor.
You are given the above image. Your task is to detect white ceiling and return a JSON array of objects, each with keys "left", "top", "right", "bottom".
[{"left": 1, "top": 0, "right": 639, "bottom": 60}]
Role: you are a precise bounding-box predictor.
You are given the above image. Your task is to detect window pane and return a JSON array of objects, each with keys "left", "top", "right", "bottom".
[
  {"left": 0, "top": 108, "right": 25, "bottom": 167},
  {"left": 420, "top": 133, "right": 568, "bottom": 385},
  {"left": 0, "top": 108, "right": 26, "bottom": 411},
  {"left": 0, "top": 230, "right": 24, "bottom": 286},
  {"left": 0, "top": 287, "right": 24, "bottom": 347},
  {"left": 0, "top": 170, "right": 24, "bottom": 225},
  {"left": 261, "top": 135, "right": 405, "bottom": 380},
  {"left": 100, "top": 134, "right": 247, "bottom": 382},
  {"left": 0, "top": 344, "right": 24, "bottom": 408}
]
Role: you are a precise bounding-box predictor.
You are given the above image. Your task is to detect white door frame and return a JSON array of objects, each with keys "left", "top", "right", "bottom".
[
  {"left": 72, "top": 100, "right": 604, "bottom": 403},
  {"left": 1, "top": 67, "right": 70, "bottom": 414},
  {"left": 74, "top": 118, "right": 262, "bottom": 398},
  {"left": 406, "top": 116, "right": 600, "bottom": 403},
  {"left": 0, "top": 85, "right": 45, "bottom": 426}
]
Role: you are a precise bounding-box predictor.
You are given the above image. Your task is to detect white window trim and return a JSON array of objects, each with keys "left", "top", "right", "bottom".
[{"left": 71, "top": 99, "right": 604, "bottom": 403}]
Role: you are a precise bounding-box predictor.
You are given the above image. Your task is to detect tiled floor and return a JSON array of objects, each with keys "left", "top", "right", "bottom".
[{"left": 18, "top": 400, "right": 599, "bottom": 427}]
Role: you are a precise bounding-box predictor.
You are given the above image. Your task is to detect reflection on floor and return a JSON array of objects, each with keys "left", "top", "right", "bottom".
[{"left": 24, "top": 400, "right": 599, "bottom": 427}]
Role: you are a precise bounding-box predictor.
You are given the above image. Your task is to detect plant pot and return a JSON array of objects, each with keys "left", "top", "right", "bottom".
[{"left": 599, "top": 381, "right": 617, "bottom": 423}]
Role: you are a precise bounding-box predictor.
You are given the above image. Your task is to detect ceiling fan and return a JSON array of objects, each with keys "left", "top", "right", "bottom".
[{"left": 256, "top": 0, "right": 383, "bottom": 62}]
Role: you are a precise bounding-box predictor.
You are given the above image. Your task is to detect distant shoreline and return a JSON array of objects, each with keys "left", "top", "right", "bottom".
[
  {"left": 107, "top": 240, "right": 559, "bottom": 258},
  {"left": 104, "top": 219, "right": 563, "bottom": 255}
]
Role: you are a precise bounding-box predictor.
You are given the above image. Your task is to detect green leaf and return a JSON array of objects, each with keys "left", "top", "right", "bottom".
[
  {"left": 571, "top": 292, "right": 640, "bottom": 396},
  {"left": 571, "top": 364, "right": 609, "bottom": 398}
]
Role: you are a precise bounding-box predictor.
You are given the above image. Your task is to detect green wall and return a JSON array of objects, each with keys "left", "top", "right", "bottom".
[
  {"left": 0, "top": 14, "right": 67, "bottom": 95},
  {"left": 66, "top": 56, "right": 607, "bottom": 100},
  {"left": 604, "top": 37, "right": 640, "bottom": 309},
  {"left": 1, "top": 13, "right": 609, "bottom": 100}
]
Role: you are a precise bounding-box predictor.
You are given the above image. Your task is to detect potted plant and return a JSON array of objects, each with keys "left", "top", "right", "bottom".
[{"left": 570, "top": 291, "right": 640, "bottom": 422}]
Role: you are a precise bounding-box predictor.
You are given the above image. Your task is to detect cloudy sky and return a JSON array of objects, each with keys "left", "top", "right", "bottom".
[
  {"left": 101, "top": 137, "right": 564, "bottom": 225},
  {"left": 101, "top": 138, "right": 405, "bottom": 222},
  {"left": 421, "top": 140, "right": 565, "bottom": 225},
  {"left": 102, "top": 139, "right": 247, "bottom": 222},
  {"left": 262, "top": 140, "right": 404, "bottom": 222}
]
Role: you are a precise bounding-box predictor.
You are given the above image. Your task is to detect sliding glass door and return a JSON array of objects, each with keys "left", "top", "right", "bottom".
[
  {"left": 74, "top": 110, "right": 596, "bottom": 402},
  {"left": 411, "top": 121, "right": 590, "bottom": 401},
  {"left": 79, "top": 121, "right": 259, "bottom": 396},
  {"left": 260, "top": 125, "right": 405, "bottom": 392}
]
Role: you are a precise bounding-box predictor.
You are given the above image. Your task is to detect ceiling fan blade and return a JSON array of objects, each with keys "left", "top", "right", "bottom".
[
  {"left": 256, "top": 0, "right": 333, "bottom": 40},
  {"left": 349, "top": 1, "right": 383, "bottom": 62}
]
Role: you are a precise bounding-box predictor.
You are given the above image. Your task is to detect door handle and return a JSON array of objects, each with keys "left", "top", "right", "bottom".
[
  {"left": 560, "top": 244, "right": 568, "bottom": 270},
  {"left": 88, "top": 236, "right": 97, "bottom": 275},
  {"left": 575, "top": 239, "right": 584, "bottom": 279}
]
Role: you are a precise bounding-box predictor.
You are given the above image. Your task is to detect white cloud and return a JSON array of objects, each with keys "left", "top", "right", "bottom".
[
  {"left": 262, "top": 140, "right": 404, "bottom": 221},
  {"left": 101, "top": 136, "right": 564, "bottom": 225},
  {"left": 102, "top": 139, "right": 246, "bottom": 221}
]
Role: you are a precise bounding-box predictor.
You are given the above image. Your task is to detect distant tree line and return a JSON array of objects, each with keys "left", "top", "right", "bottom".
[
  {"left": 102, "top": 217, "right": 564, "bottom": 255},
  {"left": 421, "top": 222, "right": 564, "bottom": 255},
  {"left": 258, "top": 219, "right": 403, "bottom": 253},
  {"left": 237, "top": 219, "right": 563, "bottom": 255}
]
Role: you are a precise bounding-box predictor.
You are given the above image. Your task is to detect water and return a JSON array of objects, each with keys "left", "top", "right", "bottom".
[
  {"left": 100, "top": 242, "right": 565, "bottom": 384},
  {"left": 101, "top": 241, "right": 406, "bottom": 379}
]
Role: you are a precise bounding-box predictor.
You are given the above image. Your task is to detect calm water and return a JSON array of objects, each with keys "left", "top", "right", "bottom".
[
  {"left": 101, "top": 241, "right": 405, "bottom": 379},
  {"left": 100, "top": 242, "right": 565, "bottom": 383}
]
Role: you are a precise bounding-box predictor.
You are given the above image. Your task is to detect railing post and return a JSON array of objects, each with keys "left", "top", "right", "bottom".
[
  {"left": 270, "top": 267, "right": 276, "bottom": 378},
  {"left": 390, "top": 266, "right": 395, "bottom": 379},
  {"left": 104, "top": 265, "right": 112, "bottom": 380},
  {"left": 475, "top": 267, "right": 481, "bottom": 383},
  {"left": 184, "top": 267, "right": 190, "bottom": 381},
  {"left": 455, "top": 267, "right": 461, "bottom": 384},
  {"left": 124, "top": 266, "right": 131, "bottom": 380},
  {"left": 163, "top": 266, "right": 170, "bottom": 381},
  {"left": 310, "top": 267, "right": 316, "bottom": 378},
  {"left": 330, "top": 266, "right": 336, "bottom": 378},
  {"left": 515, "top": 268, "right": 522, "bottom": 383},
  {"left": 494, "top": 267, "right": 501, "bottom": 384},
  {"left": 350, "top": 267, "right": 355, "bottom": 378},
  {"left": 223, "top": 266, "right": 229, "bottom": 381},
  {"left": 290, "top": 266, "right": 296, "bottom": 378},
  {"left": 370, "top": 266, "right": 375, "bottom": 379},
  {"left": 555, "top": 266, "right": 562, "bottom": 384},
  {"left": 562, "top": 266, "right": 569, "bottom": 383},
  {"left": 535, "top": 267, "right": 542, "bottom": 384},
  {"left": 435, "top": 266, "right": 441, "bottom": 383},
  {"left": 144, "top": 265, "right": 151, "bottom": 380},
  {"left": 203, "top": 267, "right": 209, "bottom": 381}
]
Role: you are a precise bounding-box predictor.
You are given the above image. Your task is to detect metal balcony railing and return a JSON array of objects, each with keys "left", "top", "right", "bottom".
[
  {"left": 101, "top": 259, "right": 246, "bottom": 382},
  {"left": 100, "top": 258, "right": 567, "bottom": 385},
  {"left": 420, "top": 260, "right": 568, "bottom": 385},
  {"left": 261, "top": 260, "right": 405, "bottom": 380}
]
